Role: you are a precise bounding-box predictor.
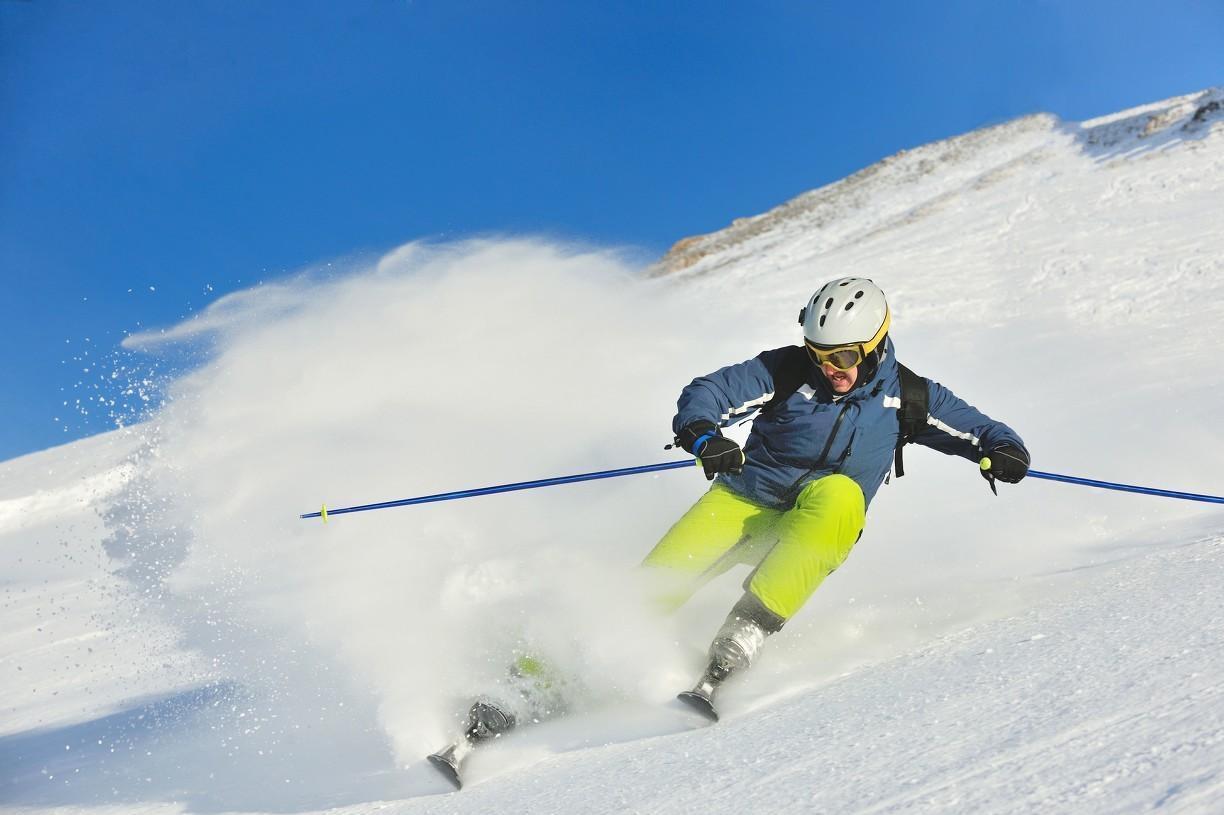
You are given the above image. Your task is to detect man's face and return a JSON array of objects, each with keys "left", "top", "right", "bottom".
[{"left": 821, "top": 362, "right": 858, "bottom": 394}]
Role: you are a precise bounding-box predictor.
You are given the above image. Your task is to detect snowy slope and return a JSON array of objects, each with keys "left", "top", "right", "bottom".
[
  {"left": 332, "top": 533, "right": 1224, "bottom": 815},
  {"left": 3, "top": 88, "right": 1224, "bottom": 814}
]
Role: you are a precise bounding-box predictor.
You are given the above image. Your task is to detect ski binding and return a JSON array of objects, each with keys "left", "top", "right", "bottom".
[{"left": 427, "top": 700, "right": 517, "bottom": 790}]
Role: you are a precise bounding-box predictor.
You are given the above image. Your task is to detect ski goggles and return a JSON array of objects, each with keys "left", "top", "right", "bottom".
[{"left": 804, "top": 340, "right": 871, "bottom": 371}]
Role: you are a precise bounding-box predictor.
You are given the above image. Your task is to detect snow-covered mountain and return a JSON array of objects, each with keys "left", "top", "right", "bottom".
[{"left": 2, "top": 88, "right": 1223, "bottom": 814}]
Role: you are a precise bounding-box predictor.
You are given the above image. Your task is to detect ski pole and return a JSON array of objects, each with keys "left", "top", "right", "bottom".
[
  {"left": 300, "top": 459, "right": 695, "bottom": 521},
  {"left": 301, "top": 462, "right": 1223, "bottom": 521},
  {"left": 1025, "top": 469, "right": 1224, "bottom": 504}
]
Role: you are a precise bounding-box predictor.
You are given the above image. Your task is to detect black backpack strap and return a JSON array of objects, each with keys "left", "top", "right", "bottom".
[
  {"left": 759, "top": 346, "right": 811, "bottom": 415},
  {"left": 894, "top": 363, "right": 929, "bottom": 478}
]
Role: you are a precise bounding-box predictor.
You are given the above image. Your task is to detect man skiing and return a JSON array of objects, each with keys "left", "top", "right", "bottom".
[
  {"left": 644, "top": 276, "right": 1029, "bottom": 717},
  {"left": 430, "top": 277, "right": 1029, "bottom": 783}
]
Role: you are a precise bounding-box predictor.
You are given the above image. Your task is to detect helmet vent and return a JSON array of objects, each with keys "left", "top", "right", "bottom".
[
  {"left": 854, "top": 291, "right": 864, "bottom": 299},
  {"left": 819, "top": 315, "right": 827, "bottom": 327},
  {"left": 839, "top": 280, "right": 852, "bottom": 287},
  {"left": 824, "top": 297, "right": 833, "bottom": 310},
  {"left": 844, "top": 302, "right": 854, "bottom": 311}
]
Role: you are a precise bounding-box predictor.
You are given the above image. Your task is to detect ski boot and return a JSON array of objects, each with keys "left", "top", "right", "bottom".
[
  {"left": 678, "top": 593, "right": 784, "bottom": 722},
  {"left": 428, "top": 699, "right": 517, "bottom": 790}
]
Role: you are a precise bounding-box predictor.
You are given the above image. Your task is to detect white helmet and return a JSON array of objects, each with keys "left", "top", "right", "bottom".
[{"left": 799, "top": 278, "right": 890, "bottom": 370}]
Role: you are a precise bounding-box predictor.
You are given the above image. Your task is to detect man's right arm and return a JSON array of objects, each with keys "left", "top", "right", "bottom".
[
  {"left": 672, "top": 347, "right": 792, "bottom": 435},
  {"left": 671, "top": 348, "right": 795, "bottom": 480}
]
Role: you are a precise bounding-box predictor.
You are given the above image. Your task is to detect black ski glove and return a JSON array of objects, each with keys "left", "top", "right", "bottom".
[
  {"left": 979, "top": 445, "right": 1030, "bottom": 492},
  {"left": 676, "top": 420, "right": 746, "bottom": 481}
]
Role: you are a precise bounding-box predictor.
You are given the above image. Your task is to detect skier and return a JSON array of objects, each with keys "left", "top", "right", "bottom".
[
  {"left": 431, "top": 277, "right": 1029, "bottom": 783},
  {"left": 649, "top": 277, "right": 1029, "bottom": 717}
]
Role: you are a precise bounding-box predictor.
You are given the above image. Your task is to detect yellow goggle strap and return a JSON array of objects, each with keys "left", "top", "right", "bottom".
[{"left": 805, "top": 309, "right": 891, "bottom": 370}]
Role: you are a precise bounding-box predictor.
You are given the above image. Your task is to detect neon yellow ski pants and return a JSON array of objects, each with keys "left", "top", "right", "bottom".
[{"left": 641, "top": 475, "right": 866, "bottom": 621}]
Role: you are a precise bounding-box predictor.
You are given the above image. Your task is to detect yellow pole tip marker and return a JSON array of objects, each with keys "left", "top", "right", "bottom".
[
  {"left": 321, "top": 504, "right": 329, "bottom": 524},
  {"left": 980, "top": 457, "right": 992, "bottom": 471}
]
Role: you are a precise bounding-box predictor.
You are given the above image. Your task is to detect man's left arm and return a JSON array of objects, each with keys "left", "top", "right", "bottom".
[{"left": 911, "top": 379, "right": 1030, "bottom": 483}]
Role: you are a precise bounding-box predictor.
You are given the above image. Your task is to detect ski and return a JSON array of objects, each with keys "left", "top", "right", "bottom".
[
  {"left": 428, "top": 739, "right": 473, "bottom": 790},
  {"left": 676, "top": 672, "right": 721, "bottom": 722},
  {"left": 677, "top": 689, "right": 719, "bottom": 722}
]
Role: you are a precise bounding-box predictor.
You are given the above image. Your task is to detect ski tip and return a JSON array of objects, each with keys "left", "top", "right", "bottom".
[
  {"left": 428, "top": 752, "right": 463, "bottom": 791},
  {"left": 676, "top": 690, "right": 719, "bottom": 723}
]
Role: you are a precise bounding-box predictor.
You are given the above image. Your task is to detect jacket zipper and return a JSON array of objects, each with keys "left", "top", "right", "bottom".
[
  {"left": 787, "top": 402, "right": 852, "bottom": 503},
  {"left": 815, "top": 402, "right": 852, "bottom": 468}
]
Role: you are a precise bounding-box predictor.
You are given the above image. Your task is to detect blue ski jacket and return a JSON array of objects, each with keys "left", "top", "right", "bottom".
[{"left": 673, "top": 339, "right": 1027, "bottom": 509}]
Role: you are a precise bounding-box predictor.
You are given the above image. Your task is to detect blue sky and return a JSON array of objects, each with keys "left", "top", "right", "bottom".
[{"left": 2, "top": 1, "right": 1221, "bottom": 461}]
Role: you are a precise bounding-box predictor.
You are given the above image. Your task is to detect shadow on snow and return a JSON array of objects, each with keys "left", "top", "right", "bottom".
[{"left": 0, "top": 681, "right": 444, "bottom": 812}]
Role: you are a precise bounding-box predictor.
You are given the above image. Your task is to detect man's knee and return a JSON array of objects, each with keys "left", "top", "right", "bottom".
[
  {"left": 795, "top": 474, "right": 865, "bottom": 518},
  {"left": 786, "top": 474, "right": 866, "bottom": 565}
]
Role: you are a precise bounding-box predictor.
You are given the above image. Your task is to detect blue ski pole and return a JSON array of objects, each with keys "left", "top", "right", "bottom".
[
  {"left": 1026, "top": 469, "right": 1224, "bottom": 504},
  {"left": 301, "top": 460, "right": 1223, "bottom": 521},
  {"left": 301, "top": 459, "right": 696, "bottom": 522}
]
